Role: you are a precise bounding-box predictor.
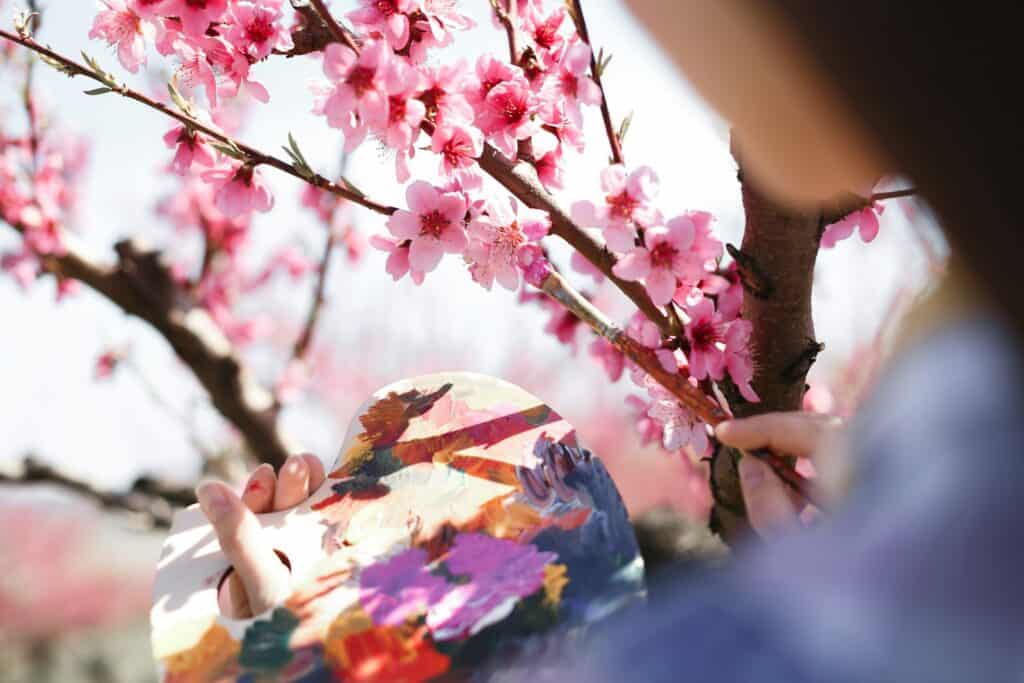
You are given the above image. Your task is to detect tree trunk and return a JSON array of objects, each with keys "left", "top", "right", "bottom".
[{"left": 709, "top": 141, "right": 823, "bottom": 542}]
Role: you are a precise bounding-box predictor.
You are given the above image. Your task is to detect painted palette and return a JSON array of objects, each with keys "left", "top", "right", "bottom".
[{"left": 151, "top": 372, "right": 645, "bottom": 682}]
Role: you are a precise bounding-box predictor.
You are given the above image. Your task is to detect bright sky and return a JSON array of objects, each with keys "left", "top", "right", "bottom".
[{"left": 0, "top": 1, "right": 938, "bottom": 495}]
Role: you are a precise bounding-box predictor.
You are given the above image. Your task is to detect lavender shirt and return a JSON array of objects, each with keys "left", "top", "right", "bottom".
[{"left": 553, "top": 318, "right": 1024, "bottom": 682}]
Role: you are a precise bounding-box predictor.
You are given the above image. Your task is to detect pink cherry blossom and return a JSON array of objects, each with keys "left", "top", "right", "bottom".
[
  {"left": 684, "top": 298, "right": 727, "bottom": 381},
  {"left": 699, "top": 263, "right": 743, "bottom": 320},
  {"left": 88, "top": 0, "right": 151, "bottom": 74},
  {"left": 130, "top": 0, "right": 168, "bottom": 20},
  {"left": 162, "top": 125, "right": 215, "bottom": 175},
  {"left": 386, "top": 181, "right": 468, "bottom": 273},
  {"left": 401, "top": 0, "right": 474, "bottom": 62},
  {"left": 590, "top": 336, "right": 625, "bottom": 382},
  {"left": 613, "top": 218, "right": 697, "bottom": 306},
  {"left": 822, "top": 202, "right": 884, "bottom": 248},
  {"left": 466, "top": 54, "right": 527, "bottom": 110},
  {"left": 173, "top": 38, "right": 219, "bottom": 108},
  {"left": 418, "top": 61, "right": 473, "bottom": 125},
  {"left": 431, "top": 122, "right": 483, "bottom": 177},
  {"left": 316, "top": 41, "right": 404, "bottom": 150},
  {"left": 19, "top": 204, "right": 64, "bottom": 256},
  {"left": 369, "top": 233, "right": 425, "bottom": 285},
  {"left": 571, "top": 165, "right": 662, "bottom": 252},
  {"left": 159, "top": 0, "right": 228, "bottom": 38},
  {"left": 476, "top": 80, "right": 539, "bottom": 159},
  {"left": 347, "top": 0, "right": 415, "bottom": 49},
  {"left": 202, "top": 162, "right": 274, "bottom": 217},
  {"left": 682, "top": 210, "right": 724, "bottom": 266},
  {"left": 515, "top": 243, "right": 551, "bottom": 287},
  {"left": 522, "top": 3, "right": 567, "bottom": 58},
  {"left": 382, "top": 75, "right": 427, "bottom": 174},
  {"left": 1, "top": 248, "right": 38, "bottom": 290},
  {"left": 724, "top": 318, "right": 759, "bottom": 402},
  {"left": 531, "top": 133, "right": 565, "bottom": 191},
  {"left": 647, "top": 382, "right": 710, "bottom": 457},
  {"left": 225, "top": 0, "right": 292, "bottom": 62},
  {"left": 465, "top": 196, "right": 549, "bottom": 291},
  {"left": 549, "top": 42, "right": 602, "bottom": 127}
]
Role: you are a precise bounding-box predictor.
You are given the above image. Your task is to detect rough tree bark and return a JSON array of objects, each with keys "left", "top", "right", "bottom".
[{"left": 709, "top": 141, "right": 823, "bottom": 542}]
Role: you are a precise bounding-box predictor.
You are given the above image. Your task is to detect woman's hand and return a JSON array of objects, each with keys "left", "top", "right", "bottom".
[
  {"left": 716, "top": 412, "right": 845, "bottom": 535},
  {"left": 195, "top": 453, "right": 325, "bottom": 618}
]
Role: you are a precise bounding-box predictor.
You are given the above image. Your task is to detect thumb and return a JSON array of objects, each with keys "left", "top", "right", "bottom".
[
  {"left": 739, "top": 454, "right": 799, "bottom": 535},
  {"left": 196, "top": 480, "right": 291, "bottom": 617}
]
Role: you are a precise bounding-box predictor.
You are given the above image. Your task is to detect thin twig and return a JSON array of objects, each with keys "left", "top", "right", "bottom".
[
  {"left": 490, "top": 0, "right": 520, "bottom": 65},
  {"left": 0, "top": 457, "right": 196, "bottom": 529},
  {"left": 871, "top": 188, "right": 917, "bottom": 201},
  {"left": 306, "top": 0, "right": 360, "bottom": 54},
  {"left": 292, "top": 231, "right": 336, "bottom": 362},
  {"left": 0, "top": 29, "right": 396, "bottom": 216},
  {"left": 570, "top": 0, "right": 624, "bottom": 165}
]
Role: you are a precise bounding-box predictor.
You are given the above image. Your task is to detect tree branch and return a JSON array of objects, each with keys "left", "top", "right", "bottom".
[
  {"left": 0, "top": 456, "right": 196, "bottom": 529},
  {"left": 0, "top": 29, "right": 395, "bottom": 216},
  {"left": 292, "top": 231, "right": 336, "bottom": 362},
  {"left": 709, "top": 140, "right": 824, "bottom": 542},
  {"left": 569, "top": 0, "right": 625, "bottom": 165},
  {"left": 305, "top": 0, "right": 361, "bottom": 54},
  {"left": 475, "top": 144, "right": 680, "bottom": 336},
  {"left": 5, "top": 217, "right": 294, "bottom": 468}
]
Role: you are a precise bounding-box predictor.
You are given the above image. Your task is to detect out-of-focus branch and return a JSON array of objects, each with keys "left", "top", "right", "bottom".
[
  {"left": 0, "top": 456, "right": 196, "bottom": 529},
  {"left": 0, "top": 29, "right": 395, "bottom": 216},
  {"left": 4, "top": 216, "right": 293, "bottom": 468},
  {"left": 292, "top": 231, "right": 336, "bottom": 362},
  {"left": 569, "top": 0, "right": 625, "bottom": 165}
]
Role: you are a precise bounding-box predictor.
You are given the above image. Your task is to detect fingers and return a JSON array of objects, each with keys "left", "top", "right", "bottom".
[
  {"left": 715, "top": 412, "right": 842, "bottom": 458},
  {"left": 738, "top": 454, "right": 799, "bottom": 534},
  {"left": 241, "top": 463, "right": 275, "bottom": 513},
  {"left": 302, "top": 453, "right": 326, "bottom": 493},
  {"left": 274, "top": 454, "right": 311, "bottom": 511},
  {"left": 196, "top": 480, "right": 291, "bottom": 618}
]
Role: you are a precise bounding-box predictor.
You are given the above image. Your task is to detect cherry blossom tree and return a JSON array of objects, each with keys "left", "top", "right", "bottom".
[{"left": 0, "top": 0, "right": 918, "bottom": 546}]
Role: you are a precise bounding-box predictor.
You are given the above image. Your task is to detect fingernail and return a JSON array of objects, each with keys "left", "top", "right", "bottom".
[
  {"left": 197, "top": 482, "right": 233, "bottom": 522},
  {"left": 284, "top": 455, "right": 307, "bottom": 477}
]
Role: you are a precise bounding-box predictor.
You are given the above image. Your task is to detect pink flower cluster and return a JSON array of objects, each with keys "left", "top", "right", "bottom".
[
  {"left": 89, "top": 0, "right": 293, "bottom": 103},
  {"left": 312, "top": 1, "right": 606, "bottom": 283},
  {"left": 0, "top": 107, "right": 88, "bottom": 298}
]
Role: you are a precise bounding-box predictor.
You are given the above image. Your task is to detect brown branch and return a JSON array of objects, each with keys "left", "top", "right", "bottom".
[
  {"left": 5, "top": 217, "right": 293, "bottom": 468},
  {"left": 490, "top": 0, "right": 521, "bottom": 65},
  {"left": 709, "top": 139, "right": 824, "bottom": 542},
  {"left": 0, "top": 29, "right": 395, "bottom": 216},
  {"left": 821, "top": 187, "right": 918, "bottom": 227},
  {"left": 475, "top": 144, "right": 680, "bottom": 336},
  {"left": 538, "top": 271, "right": 724, "bottom": 423},
  {"left": 0, "top": 456, "right": 196, "bottom": 529},
  {"left": 569, "top": 0, "right": 625, "bottom": 165},
  {"left": 305, "top": 0, "right": 361, "bottom": 54},
  {"left": 292, "top": 231, "right": 336, "bottom": 361}
]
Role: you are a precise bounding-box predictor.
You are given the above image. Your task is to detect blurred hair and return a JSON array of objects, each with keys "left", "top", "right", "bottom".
[{"left": 770, "top": 1, "right": 1023, "bottom": 330}]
